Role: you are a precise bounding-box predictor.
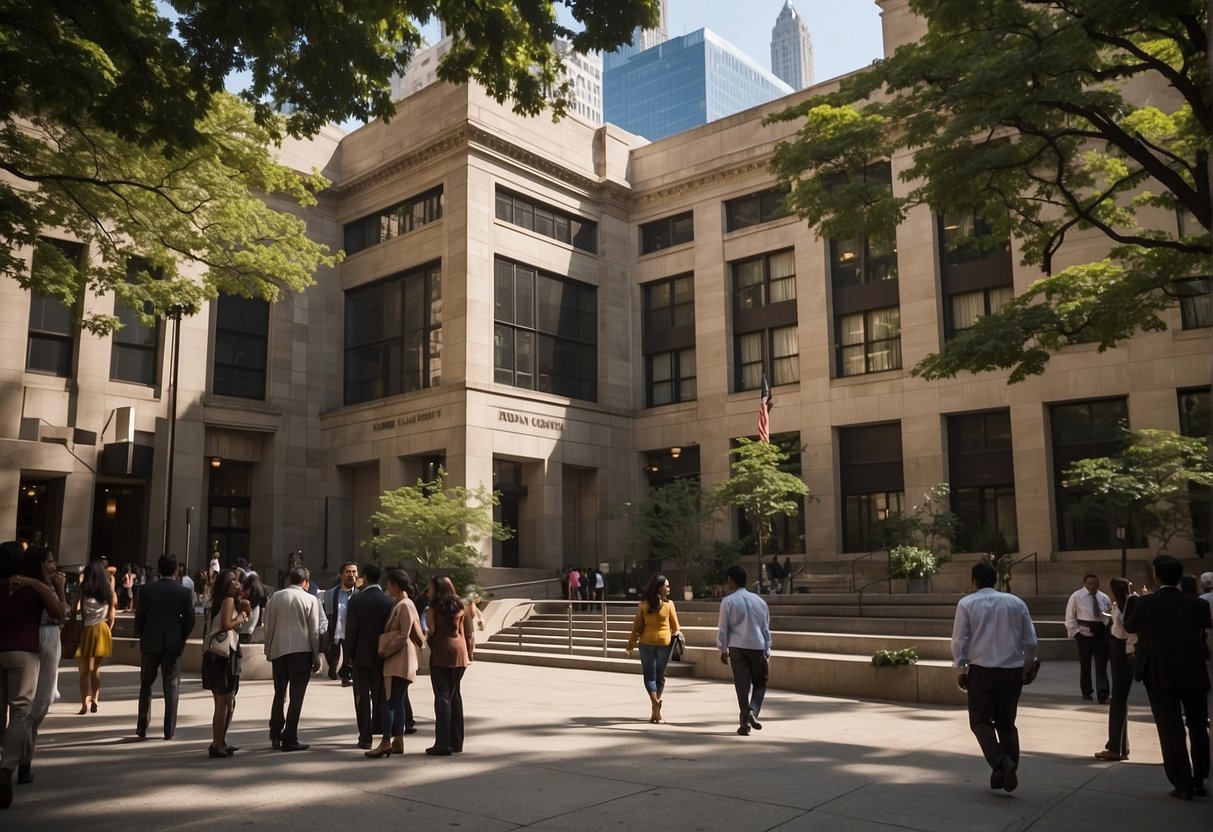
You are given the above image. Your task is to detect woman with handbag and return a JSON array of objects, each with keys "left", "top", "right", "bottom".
[
  {"left": 74, "top": 560, "right": 116, "bottom": 714},
  {"left": 625, "top": 573, "right": 682, "bottom": 724},
  {"left": 17, "top": 546, "right": 66, "bottom": 785},
  {"left": 1094, "top": 577, "right": 1137, "bottom": 762},
  {"left": 366, "top": 569, "right": 424, "bottom": 758},
  {"left": 201, "top": 569, "right": 250, "bottom": 758},
  {"left": 424, "top": 575, "right": 475, "bottom": 756}
]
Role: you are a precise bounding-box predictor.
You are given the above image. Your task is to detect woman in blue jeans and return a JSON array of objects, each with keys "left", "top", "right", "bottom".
[{"left": 625, "top": 574, "right": 682, "bottom": 724}]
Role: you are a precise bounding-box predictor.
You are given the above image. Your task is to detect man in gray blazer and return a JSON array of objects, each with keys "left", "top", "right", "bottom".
[
  {"left": 134, "top": 554, "right": 195, "bottom": 740},
  {"left": 264, "top": 566, "right": 321, "bottom": 751}
]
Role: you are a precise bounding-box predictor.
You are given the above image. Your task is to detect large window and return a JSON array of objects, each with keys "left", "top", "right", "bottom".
[
  {"left": 829, "top": 230, "right": 898, "bottom": 288},
  {"left": 643, "top": 275, "right": 696, "bottom": 406},
  {"left": 939, "top": 209, "right": 1013, "bottom": 339},
  {"left": 344, "top": 262, "right": 442, "bottom": 405},
  {"left": 1179, "top": 388, "right": 1210, "bottom": 555},
  {"left": 1178, "top": 277, "right": 1212, "bottom": 329},
  {"left": 212, "top": 295, "right": 269, "bottom": 400},
  {"left": 839, "top": 422, "right": 905, "bottom": 552},
  {"left": 837, "top": 307, "right": 901, "bottom": 377},
  {"left": 950, "top": 286, "right": 1014, "bottom": 334},
  {"left": 495, "top": 188, "right": 597, "bottom": 253},
  {"left": 939, "top": 209, "right": 1011, "bottom": 267},
  {"left": 1051, "top": 398, "right": 1128, "bottom": 550},
  {"left": 725, "top": 186, "right": 790, "bottom": 232},
  {"left": 640, "top": 212, "right": 694, "bottom": 254},
  {"left": 343, "top": 187, "right": 443, "bottom": 255},
  {"left": 948, "top": 410, "right": 1017, "bottom": 552},
  {"left": 26, "top": 239, "right": 82, "bottom": 377},
  {"left": 494, "top": 258, "right": 597, "bottom": 401},
  {"left": 732, "top": 250, "right": 798, "bottom": 391},
  {"left": 110, "top": 259, "right": 162, "bottom": 386}
]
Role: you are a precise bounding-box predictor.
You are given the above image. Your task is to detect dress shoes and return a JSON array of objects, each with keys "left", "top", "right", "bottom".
[
  {"left": 1193, "top": 782, "right": 1207, "bottom": 797},
  {"left": 341, "top": 678, "right": 353, "bottom": 687},
  {"left": 424, "top": 746, "right": 452, "bottom": 756},
  {"left": 990, "top": 767, "right": 1005, "bottom": 790},
  {"left": 404, "top": 726, "right": 419, "bottom": 735},
  {"left": 357, "top": 741, "right": 372, "bottom": 750},
  {"left": 1097, "top": 693, "right": 1109, "bottom": 704},
  {"left": 1093, "top": 750, "right": 1126, "bottom": 761},
  {"left": 270, "top": 736, "right": 281, "bottom": 750},
  {"left": 364, "top": 741, "right": 393, "bottom": 759},
  {"left": 747, "top": 710, "right": 763, "bottom": 731},
  {"left": 280, "top": 741, "right": 310, "bottom": 752},
  {"left": 1169, "top": 788, "right": 1194, "bottom": 801},
  {"left": 224, "top": 746, "right": 239, "bottom": 755},
  {"left": 207, "top": 746, "right": 229, "bottom": 759},
  {"left": 16, "top": 765, "right": 32, "bottom": 786},
  {"left": 998, "top": 757, "right": 1018, "bottom": 792},
  {"left": 737, "top": 724, "right": 751, "bottom": 736}
]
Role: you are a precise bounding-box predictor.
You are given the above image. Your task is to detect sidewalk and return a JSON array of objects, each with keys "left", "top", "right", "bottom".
[{"left": 6, "top": 659, "right": 1208, "bottom": 830}]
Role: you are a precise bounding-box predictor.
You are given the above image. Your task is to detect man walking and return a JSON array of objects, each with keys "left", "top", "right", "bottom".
[
  {"left": 264, "top": 566, "right": 321, "bottom": 751},
  {"left": 345, "top": 563, "right": 397, "bottom": 749},
  {"left": 134, "top": 554, "right": 195, "bottom": 740},
  {"left": 951, "top": 560, "right": 1038, "bottom": 793},
  {"left": 1065, "top": 573, "right": 1111, "bottom": 702},
  {"left": 1123, "top": 554, "right": 1212, "bottom": 800},
  {"left": 717, "top": 565, "right": 771, "bottom": 736},
  {"left": 323, "top": 562, "right": 358, "bottom": 685}
]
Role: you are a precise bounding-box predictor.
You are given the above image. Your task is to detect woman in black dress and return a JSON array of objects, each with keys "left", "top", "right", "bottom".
[{"left": 201, "top": 569, "right": 250, "bottom": 758}]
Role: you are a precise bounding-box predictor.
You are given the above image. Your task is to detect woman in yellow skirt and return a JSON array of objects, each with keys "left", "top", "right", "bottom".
[{"left": 74, "top": 560, "right": 116, "bottom": 714}]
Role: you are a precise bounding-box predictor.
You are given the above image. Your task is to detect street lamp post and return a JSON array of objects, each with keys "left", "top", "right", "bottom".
[
  {"left": 1115, "top": 525, "right": 1127, "bottom": 579},
  {"left": 161, "top": 304, "right": 196, "bottom": 560}
]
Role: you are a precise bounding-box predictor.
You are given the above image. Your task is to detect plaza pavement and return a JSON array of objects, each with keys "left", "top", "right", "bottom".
[{"left": 6, "top": 657, "right": 1210, "bottom": 830}]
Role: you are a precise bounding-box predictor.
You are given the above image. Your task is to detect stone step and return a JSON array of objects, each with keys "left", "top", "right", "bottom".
[{"left": 474, "top": 648, "right": 695, "bottom": 677}]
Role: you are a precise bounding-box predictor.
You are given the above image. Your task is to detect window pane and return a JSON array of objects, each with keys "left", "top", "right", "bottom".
[
  {"left": 952, "top": 290, "right": 984, "bottom": 331},
  {"left": 839, "top": 313, "right": 864, "bottom": 346}
]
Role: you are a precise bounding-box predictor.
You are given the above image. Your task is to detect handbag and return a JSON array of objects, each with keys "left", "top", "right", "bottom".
[
  {"left": 378, "top": 631, "right": 405, "bottom": 658},
  {"left": 670, "top": 631, "right": 686, "bottom": 662},
  {"left": 206, "top": 616, "right": 236, "bottom": 658},
  {"left": 60, "top": 616, "right": 82, "bottom": 657}
]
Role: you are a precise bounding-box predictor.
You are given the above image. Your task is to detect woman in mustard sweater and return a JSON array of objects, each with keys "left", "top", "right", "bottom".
[{"left": 625, "top": 573, "right": 682, "bottom": 723}]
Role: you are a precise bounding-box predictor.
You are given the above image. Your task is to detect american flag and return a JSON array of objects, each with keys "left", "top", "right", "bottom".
[{"left": 758, "top": 373, "right": 774, "bottom": 443}]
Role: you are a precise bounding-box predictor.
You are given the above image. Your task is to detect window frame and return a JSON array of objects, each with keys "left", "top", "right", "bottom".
[
  {"left": 639, "top": 211, "right": 694, "bottom": 254},
  {"left": 836, "top": 306, "right": 902, "bottom": 377},
  {"left": 725, "top": 186, "right": 790, "bottom": 232},
  {"left": 212, "top": 294, "right": 270, "bottom": 400},
  {"left": 642, "top": 274, "right": 696, "bottom": 407},
  {"left": 343, "top": 186, "right": 444, "bottom": 255},
  {"left": 26, "top": 239, "right": 84, "bottom": 378},
  {"left": 109, "top": 258, "right": 163, "bottom": 386},
  {"left": 495, "top": 187, "right": 598, "bottom": 254}
]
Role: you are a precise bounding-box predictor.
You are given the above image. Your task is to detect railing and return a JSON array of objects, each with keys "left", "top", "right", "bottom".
[
  {"left": 849, "top": 547, "right": 890, "bottom": 594},
  {"left": 498, "top": 599, "right": 640, "bottom": 658},
  {"left": 480, "top": 577, "right": 562, "bottom": 600},
  {"left": 1000, "top": 551, "right": 1039, "bottom": 596}
]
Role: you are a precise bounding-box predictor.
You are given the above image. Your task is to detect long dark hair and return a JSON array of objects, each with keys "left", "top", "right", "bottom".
[
  {"left": 642, "top": 573, "right": 669, "bottom": 613},
  {"left": 386, "top": 569, "right": 413, "bottom": 597},
  {"left": 429, "top": 575, "right": 463, "bottom": 619},
  {"left": 1109, "top": 577, "right": 1131, "bottom": 609},
  {"left": 23, "top": 546, "right": 52, "bottom": 580},
  {"left": 242, "top": 571, "right": 268, "bottom": 608},
  {"left": 210, "top": 570, "right": 238, "bottom": 623},
  {"left": 81, "top": 561, "right": 113, "bottom": 606}
]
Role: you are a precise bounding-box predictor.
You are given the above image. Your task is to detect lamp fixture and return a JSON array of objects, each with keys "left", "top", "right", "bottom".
[
  {"left": 670, "top": 446, "right": 681, "bottom": 459},
  {"left": 210, "top": 457, "right": 222, "bottom": 469},
  {"left": 105, "top": 496, "right": 118, "bottom": 517}
]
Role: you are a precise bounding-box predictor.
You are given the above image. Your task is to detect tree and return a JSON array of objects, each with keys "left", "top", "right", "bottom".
[
  {"left": 768, "top": 0, "right": 1211, "bottom": 384},
  {"left": 711, "top": 439, "right": 811, "bottom": 591},
  {"left": 875, "top": 482, "right": 958, "bottom": 556},
  {"left": 1064, "top": 428, "right": 1213, "bottom": 574},
  {"left": 2, "top": 0, "right": 659, "bottom": 326},
  {"left": 367, "top": 468, "right": 512, "bottom": 591},
  {"left": 617, "top": 477, "right": 721, "bottom": 589}
]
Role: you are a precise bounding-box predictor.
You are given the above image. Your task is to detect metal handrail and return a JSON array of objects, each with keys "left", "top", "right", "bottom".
[
  {"left": 496, "top": 599, "right": 647, "bottom": 657},
  {"left": 479, "top": 577, "right": 561, "bottom": 600},
  {"left": 1000, "top": 551, "right": 1038, "bottom": 595},
  {"left": 849, "top": 547, "right": 891, "bottom": 594}
]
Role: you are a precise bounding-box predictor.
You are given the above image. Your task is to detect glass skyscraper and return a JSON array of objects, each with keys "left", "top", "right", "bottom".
[{"left": 603, "top": 28, "right": 793, "bottom": 141}]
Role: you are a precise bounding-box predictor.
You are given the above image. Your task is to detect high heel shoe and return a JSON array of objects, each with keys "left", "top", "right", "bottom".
[
  {"left": 208, "top": 746, "right": 228, "bottom": 759},
  {"left": 90, "top": 701, "right": 98, "bottom": 713},
  {"left": 390, "top": 736, "right": 404, "bottom": 755},
  {"left": 77, "top": 704, "right": 89, "bottom": 715},
  {"left": 364, "top": 740, "right": 393, "bottom": 759}
]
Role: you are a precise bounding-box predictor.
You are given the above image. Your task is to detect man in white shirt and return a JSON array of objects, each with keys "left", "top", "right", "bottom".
[
  {"left": 717, "top": 565, "right": 772, "bottom": 736},
  {"left": 1064, "top": 574, "right": 1112, "bottom": 702},
  {"left": 323, "top": 563, "right": 358, "bottom": 686},
  {"left": 952, "top": 560, "right": 1038, "bottom": 793},
  {"left": 264, "top": 566, "right": 322, "bottom": 752}
]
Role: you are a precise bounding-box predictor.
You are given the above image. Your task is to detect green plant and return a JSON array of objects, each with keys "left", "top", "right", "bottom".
[
  {"left": 875, "top": 483, "right": 958, "bottom": 559},
  {"left": 615, "top": 477, "right": 721, "bottom": 585},
  {"left": 888, "top": 545, "right": 938, "bottom": 580},
  {"left": 871, "top": 647, "right": 918, "bottom": 667}
]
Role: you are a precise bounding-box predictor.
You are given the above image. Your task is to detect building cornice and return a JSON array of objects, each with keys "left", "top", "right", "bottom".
[{"left": 632, "top": 158, "right": 774, "bottom": 209}]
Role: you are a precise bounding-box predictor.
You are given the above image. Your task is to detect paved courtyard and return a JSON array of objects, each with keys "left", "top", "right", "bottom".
[{"left": 6, "top": 658, "right": 1209, "bottom": 829}]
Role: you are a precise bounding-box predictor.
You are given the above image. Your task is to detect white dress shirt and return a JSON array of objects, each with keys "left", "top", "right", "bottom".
[
  {"left": 1064, "top": 586, "right": 1111, "bottom": 637},
  {"left": 716, "top": 587, "right": 772, "bottom": 655},
  {"left": 952, "top": 587, "right": 1038, "bottom": 671}
]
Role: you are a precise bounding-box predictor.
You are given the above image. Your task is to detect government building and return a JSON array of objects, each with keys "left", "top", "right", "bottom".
[{"left": 2, "top": 0, "right": 1208, "bottom": 582}]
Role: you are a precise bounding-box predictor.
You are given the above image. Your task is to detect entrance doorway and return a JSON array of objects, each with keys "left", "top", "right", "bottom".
[
  {"left": 492, "top": 459, "right": 525, "bottom": 568},
  {"left": 17, "top": 478, "right": 64, "bottom": 550},
  {"left": 91, "top": 483, "right": 147, "bottom": 563}
]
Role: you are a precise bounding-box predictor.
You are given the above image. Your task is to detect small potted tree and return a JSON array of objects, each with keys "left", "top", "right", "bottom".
[{"left": 888, "top": 545, "right": 938, "bottom": 593}]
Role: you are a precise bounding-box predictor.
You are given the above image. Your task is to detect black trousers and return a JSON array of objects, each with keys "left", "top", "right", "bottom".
[
  {"left": 269, "top": 652, "right": 313, "bottom": 744},
  {"left": 1104, "top": 638, "right": 1133, "bottom": 756},
  {"left": 966, "top": 665, "right": 1024, "bottom": 771},
  {"left": 352, "top": 666, "right": 385, "bottom": 746},
  {"left": 136, "top": 650, "right": 182, "bottom": 738},
  {"left": 326, "top": 638, "right": 351, "bottom": 680},
  {"left": 1144, "top": 682, "right": 1210, "bottom": 791},
  {"left": 728, "top": 647, "right": 769, "bottom": 725},
  {"left": 1075, "top": 631, "right": 1110, "bottom": 697},
  {"left": 430, "top": 666, "right": 466, "bottom": 752}
]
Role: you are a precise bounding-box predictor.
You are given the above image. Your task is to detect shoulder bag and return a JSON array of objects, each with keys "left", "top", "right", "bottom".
[
  {"left": 378, "top": 630, "right": 405, "bottom": 658},
  {"left": 206, "top": 614, "right": 237, "bottom": 658},
  {"left": 670, "top": 631, "right": 686, "bottom": 662}
]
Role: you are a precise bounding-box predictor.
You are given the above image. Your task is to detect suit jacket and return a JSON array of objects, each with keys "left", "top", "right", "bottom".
[
  {"left": 345, "top": 584, "right": 395, "bottom": 670},
  {"left": 264, "top": 584, "right": 322, "bottom": 662},
  {"left": 382, "top": 596, "right": 425, "bottom": 683},
  {"left": 1123, "top": 586, "right": 1213, "bottom": 693},
  {"left": 323, "top": 583, "right": 357, "bottom": 643},
  {"left": 135, "top": 577, "right": 195, "bottom": 655}
]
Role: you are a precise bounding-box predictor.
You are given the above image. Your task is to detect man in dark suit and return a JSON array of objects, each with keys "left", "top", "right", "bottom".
[
  {"left": 1123, "top": 554, "right": 1212, "bottom": 800},
  {"left": 345, "top": 563, "right": 397, "bottom": 749},
  {"left": 134, "top": 554, "right": 195, "bottom": 740}
]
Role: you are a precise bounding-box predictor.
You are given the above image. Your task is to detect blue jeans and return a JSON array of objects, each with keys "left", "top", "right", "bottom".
[{"left": 638, "top": 644, "right": 672, "bottom": 694}]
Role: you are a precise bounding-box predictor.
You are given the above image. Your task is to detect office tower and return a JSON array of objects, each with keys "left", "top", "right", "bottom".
[
  {"left": 771, "top": 0, "right": 814, "bottom": 89},
  {"left": 604, "top": 0, "right": 668, "bottom": 70}
]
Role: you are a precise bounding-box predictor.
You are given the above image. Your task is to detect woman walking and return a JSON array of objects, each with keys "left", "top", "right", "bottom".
[
  {"left": 366, "top": 569, "right": 424, "bottom": 758},
  {"left": 625, "top": 573, "right": 682, "bottom": 724},
  {"left": 1094, "top": 577, "right": 1137, "bottom": 762},
  {"left": 201, "top": 569, "right": 250, "bottom": 758},
  {"left": 74, "top": 561, "right": 116, "bottom": 714},
  {"left": 18, "top": 547, "right": 66, "bottom": 784},
  {"left": 424, "top": 575, "right": 475, "bottom": 756}
]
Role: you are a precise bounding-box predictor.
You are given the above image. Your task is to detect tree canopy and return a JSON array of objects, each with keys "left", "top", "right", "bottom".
[
  {"left": 769, "top": 0, "right": 1211, "bottom": 383},
  {"left": 712, "top": 439, "right": 811, "bottom": 567},
  {"left": 2, "top": 0, "right": 658, "bottom": 327}
]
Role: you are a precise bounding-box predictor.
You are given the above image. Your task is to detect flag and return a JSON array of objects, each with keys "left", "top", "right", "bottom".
[{"left": 758, "top": 373, "right": 773, "bottom": 443}]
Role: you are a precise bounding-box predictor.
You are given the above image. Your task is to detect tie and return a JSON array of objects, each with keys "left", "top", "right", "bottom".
[{"left": 1090, "top": 592, "right": 1099, "bottom": 620}]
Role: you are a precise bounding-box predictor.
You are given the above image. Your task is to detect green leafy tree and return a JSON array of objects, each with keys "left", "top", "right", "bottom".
[
  {"left": 875, "top": 483, "right": 959, "bottom": 557},
  {"left": 368, "top": 467, "right": 513, "bottom": 591},
  {"left": 768, "top": 0, "right": 1210, "bottom": 384},
  {"left": 617, "top": 477, "right": 721, "bottom": 588},
  {"left": 712, "top": 439, "right": 811, "bottom": 588},
  {"left": 1064, "top": 429, "right": 1213, "bottom": 571},
  {"left": 2, "top": 0, "right": 658, "bottom": 326}
]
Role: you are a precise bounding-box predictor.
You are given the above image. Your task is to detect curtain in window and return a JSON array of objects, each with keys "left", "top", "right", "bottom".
[
  {"left": 867, "top": 307, "right": 901, "bottom": 372},
  {"left": 739, "top": 331, "right": 763, "bottom": 390},
  {"left": 771, "top": 325, "right": 799, "bottom": 384},
  {"left": 951, "top": 290, "right": 984, "bottom": 331},
  {"left": 768, "top": 250, "right": 797, "bottom": 303},
  {"left": 838, "top": 312, "right": 865, "bottom": 377}
]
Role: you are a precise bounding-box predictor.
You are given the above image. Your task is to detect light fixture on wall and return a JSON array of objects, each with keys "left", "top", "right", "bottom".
[
  {"left": 105, "top": 496, "right": 118, "bottom": 517},
  {"left": 644, "top": 464, "right": 659, "bottom": 473},
  {"left": 670, "top": 447, "right": 681, "bottom": 459},
  {"left": 210, "top": 457, "right": 222, "bottom": 469}
]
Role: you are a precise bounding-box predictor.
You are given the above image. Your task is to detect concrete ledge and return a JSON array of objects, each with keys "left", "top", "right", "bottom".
[{"left": 112, "top": 638, "right": 278, "bottom": 681}]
